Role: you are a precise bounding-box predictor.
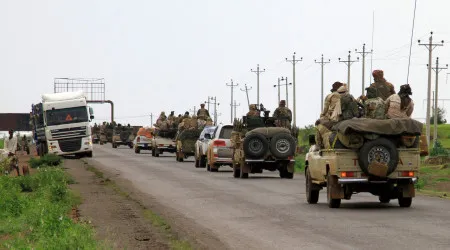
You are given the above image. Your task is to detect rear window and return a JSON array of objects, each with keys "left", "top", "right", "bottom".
[{"left": 219, "top": 126, "right": 233, "bottom": 139}]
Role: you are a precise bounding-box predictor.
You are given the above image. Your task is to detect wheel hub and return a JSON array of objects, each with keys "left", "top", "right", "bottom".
[
  {"left": 368, "top": 146, "right": 390, "bottom": 164},
  {"left": 275, "top": 139, "right": 290, "bottom": 154}
]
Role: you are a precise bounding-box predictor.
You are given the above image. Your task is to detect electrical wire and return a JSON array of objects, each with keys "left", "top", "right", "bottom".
[{"left": 406, "top": 0, "right": 418, "bottom": 84}]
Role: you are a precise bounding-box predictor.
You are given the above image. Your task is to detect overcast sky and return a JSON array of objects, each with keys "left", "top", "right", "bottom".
[{"left": 1, "top": 0, "right": 450, "bottom": 127}]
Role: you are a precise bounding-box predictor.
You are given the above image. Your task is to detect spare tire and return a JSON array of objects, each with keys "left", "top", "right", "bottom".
[
  {"left": 269, "top": 133, "right": 296, "bottom": 159},
  {"left": 120, "top": 131, "right": 129, "bottom": 141},
  {"left": 243, "top": 133, "right": 268, "bottom": 159},
  {"left": 358, "top": 138, "right": 399, "bottom": 177}
]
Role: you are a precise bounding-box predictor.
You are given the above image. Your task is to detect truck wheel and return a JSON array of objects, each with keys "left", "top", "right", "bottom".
[
  {"left": 243, "top": 133, "right": 268, "bottom": 159},
  {"left": 379, "top": 196, "right": 391, "bottom": 203},
  {"left": 233, "top": 162, "right": 240, "bottom": 178},
  {"left": 306, "top": 169, "right": 319, "bottom": 204},
  {"left": 86, "top": 151, "right": 93, "bottom": 158},
  {"left": 327, "top": 175, "right": 341, "bottom": 208},
  {"left": 270, "top": 133, "right": 296, "bottom": 159},
  {"left": 200, "top": 156, "right": 207, "bottom": 168},
  {"left": 135, "top": 147, "right": 141, "bottom": 154},
  {"left": 112, "top": 143, "right": 117, "bottom": 148},
  {"left": 358, "top": 137, "right": 399, "bottom": 177},
  {"left": 398, "top": 197, "right": 412, "bottom": 207}
]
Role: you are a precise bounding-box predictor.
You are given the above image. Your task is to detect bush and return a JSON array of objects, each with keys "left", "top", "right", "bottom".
[
  {"left": 29, "top": 154, "right": 62, "bottom": 169},
  {"left": 430, "top": 140, "right": 449, "bottom": 157}
]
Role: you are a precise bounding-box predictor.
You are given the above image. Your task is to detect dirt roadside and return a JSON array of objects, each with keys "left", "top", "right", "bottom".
[{"left": 65, "top": 158, "right": 228, "bottom": 250}]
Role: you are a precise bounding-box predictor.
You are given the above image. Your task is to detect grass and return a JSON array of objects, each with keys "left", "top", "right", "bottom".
[
  {"left": 416, "top": 164, "right": 450, "bottom": 198},
  {"left": 294, "top": 154, "right": 305, "bottom": 173},
  {"left": 0, "top": 139, "right": 3, "bottom": 149},
  {"left": 84, "top": 163, "right": 193, "bottom": 250},
  {"left": 428, "top": 124, "right": 450, "bottom": 148},
  {"left": 0, "top": 159, "right": 99, "bottom": 249}
]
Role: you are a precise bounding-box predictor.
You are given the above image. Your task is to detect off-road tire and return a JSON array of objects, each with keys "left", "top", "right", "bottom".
[
  {"left": 200, "top": 156, "right": 207, "bottom": 168},
  {"left": 327, "top": 175, "right": 341, "bottom": 208},
  {"left": 306, "top": 169, "right": 319, "bottom": 204},
  {"left": 379, "top": 196, "right": 391, "bottom": 203},
  {"left": 210, "top": 165, "right": 219, "bottom": 172},
  {"left": 243, "top": 133, "right": 268, "bottom": 159},
  {"left": 128, "top": 143, "right": 133, "bottom": 149},
  {"left": 135, "top": 147, "right": 141, "bottom": 154},
  {"left": 398, "top": 197, "right": 412, "bottom": 207},
  {"left": 112, "top": 143, "right": 117, "bottom": 148},
  {"left": 270, "top": 133, "right": 296, "bottom": 159},
  {"left": 233, "top": 162, "right": 240, "bottom": 178},
  {"left": 358, "top": 137, "right": 399, "bottom": 177}
]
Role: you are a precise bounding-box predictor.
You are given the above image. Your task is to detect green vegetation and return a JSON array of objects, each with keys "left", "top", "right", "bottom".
[
  {"left": 0, "top": 139, "right": 3, "bottom": 149},
  {"left": 0, "top": 158, "right": 99, "bottom": 249},
  {"left": 29, "top": 154, "right": 62, "bottom": 168},
  {"left": 428, "top": 124, "right": 450, "bottom": 148},
  {"left": 430, "top": 140, "right": 449, "bottom": 157},
  {"left": 416, "top": 164, "right": 450, "bottom": 197},
  {"left": 295, "top": 125, "right": 314, "bottom": 173}
]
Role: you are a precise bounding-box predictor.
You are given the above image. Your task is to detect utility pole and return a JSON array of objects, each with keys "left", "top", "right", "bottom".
[
  {"left": 232, "top": 100, "right": 240, "bottom": 121},
  {"left": 429, "top": 57, "right": 448, "bottom": 145},
  {"left": 286, "top": 52, "right": 303, "bottom": 127},
  {"left": 226, "top": 79, "right": 239, "bottom": 123},
  {"left": 189, "top": 106, "right": 196, "bottom": 115},
  {"left": 280, "top": 77, "right": 292, "bottom": 108},
  {"left": 251, "top": 64, "right": 265, "bottom": 105},
  {"left": 273, "top": 78, "right": 281, "bottom": 103},
  {"left": 240, "top": 84, "right": 252, "bottom": 108},
  {"left": 150, "top": 113, "right": 153, "bottom": 127},
  {"left": 419, "top": 31, "right": 444, "bottom": 146},
  {"left": 355, "top": 44, "right": 373, "bottom": 96},
  {"left": 209, "top": 96, "right": 219, "bottom": 125},
  {"left": 338, "top": 51, "right": 359, "bottom": 93},
  {"left": 205, "top": 97, "right": 212, "bottom": 111},
  {"left": 314, "top": 54, "right": 330, "bottom": 112}
]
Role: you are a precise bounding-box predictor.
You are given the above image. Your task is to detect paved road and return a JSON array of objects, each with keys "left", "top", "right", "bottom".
[{"left": 86, "top": 144, "right": 450, "bottom": 250}]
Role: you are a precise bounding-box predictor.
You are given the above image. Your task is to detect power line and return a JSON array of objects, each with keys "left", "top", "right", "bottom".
[
  {"left": 338, "top": 51, "right": 359, "bottom": 93},
  {"left": 418, "top": 31, "right": 444, "bottom": 146},
  {"left": 285, "top": 52, "right": 303, "bottom": 127},
  {"left": 355, "top": 44, "right": 373, "bottom": 96},
  {"left": 314, "top": 54, "right": 330, "bottom": 112},
  {"left": 226, "top": 79, "right": 239, "bottom": 123},
  {"left": 250, "top": 64, "right": 265, "bottom": 105},
  {"left": 407, "top": 0, "right": 418, "bottom": 85}
]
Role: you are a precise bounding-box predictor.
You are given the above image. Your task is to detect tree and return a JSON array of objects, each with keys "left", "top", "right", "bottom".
[{"left": 430, "top": 106, "right": 447, "bottom": 124}]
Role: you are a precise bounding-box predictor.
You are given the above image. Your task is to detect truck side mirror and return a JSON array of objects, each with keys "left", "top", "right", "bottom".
[{"left": 308, "top": 134, "right": 316, "bottom": 146}]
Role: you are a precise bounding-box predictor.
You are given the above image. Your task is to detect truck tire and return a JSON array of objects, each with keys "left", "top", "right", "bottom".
[
  {"left": 327, "top": 175, "right": 341, "bottom": 208},
  {"left": 270, "top": 133, "right": 296, "bottom": 159},
  {"left": 243, "top": 133, "right": 268, "bottom": 159},
  {"left": 135, "top": 147, "right": 141, "bottom": 154},
  {"left": 379, "top": 196, "right": 390, "bottom": 203},
  {"left": 200, "top": 156, "right": 207, "bottom": 168},
  {"left": 398, "top": 197, "right": 412, "bottom": 207},
  {"left": 86, "top": 151, "right": 93, "bottom": 158},
  {"left": 358, "top": 137, "right": 399, "bottom": 177},
  {"left": 306, "top": 169, "right": 319, "bottom": 204}
]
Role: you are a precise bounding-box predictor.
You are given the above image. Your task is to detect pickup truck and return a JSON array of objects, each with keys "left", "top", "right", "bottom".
[
  {"left": 151, "top": 129, "right": 177, "bottom": 157},
  {"left": 194, "top": 126, "right": 216, "bottom": 168},
  {"left": 305, "top": 118, "right": 423, "bottom": 208},
  {"left": 205, "top": 124, "right": 234, "bottom": 172}
]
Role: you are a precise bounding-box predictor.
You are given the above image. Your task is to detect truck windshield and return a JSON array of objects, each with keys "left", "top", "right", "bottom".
[{"left": 46, "top": 106, "right": 88, "bottom": 126}]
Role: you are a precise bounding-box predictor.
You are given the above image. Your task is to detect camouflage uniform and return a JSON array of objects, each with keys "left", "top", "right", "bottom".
[
  {"left": 363, "top": 87, "right": 386, "bottom": 119},
  {"left": 337, "top": 85, "right": 359, "bottom": 121},
  {"left": 246, "top": 104, "right": 260, "bottom": 117},
  {"left": 370, "top": 70, "right": 395, "bottom": 101},
  {"left": 205, "top": 117, "right": 213, "bottom": 126},
  {"left": 273, "top": 100, "right": 292, "bottom": 128},
  {"left": 197, "top": 104, "right": 210, "bottom": 120}
]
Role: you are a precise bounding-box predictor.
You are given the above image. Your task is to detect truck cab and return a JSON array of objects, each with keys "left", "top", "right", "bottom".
[{"left": 32, "top": 91, "right": 94, "bottom": 157}]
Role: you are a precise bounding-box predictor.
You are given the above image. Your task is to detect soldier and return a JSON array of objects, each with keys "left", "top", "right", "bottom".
[
  {"left": 246, "top": 104, "right": 260, "bottom": 117},
  {"left": 197, "top": 103, "right": 210, "bottom": 120},
  {"left": 3, "top": 129, "right": 20, "bottom": 176},
  {"left": 321, "top": 82, "right": 344, "bottom": 121},
  {"left": 21, "top": 135, "right": 29, "bottom": 155},
  {"left": 385, "top": 84, "right": 414, "bottom": 118},
  {"left": 335, "top": 84, "right": 359, "bottom": 121},
  {"left": 273, "top": 100, "right": 292, "bottom": 128},
  {"left": 363, "top": 87, "right": 386, "bottom": 119},
  {"left": 178, "top": 112, "right": 191, "bottom": 131},
  {"left": 205, "top": 117, "right": 213, "bottom": 126},
  {"left": 370, "top": 69, "right": 395, "bottom": 100}
]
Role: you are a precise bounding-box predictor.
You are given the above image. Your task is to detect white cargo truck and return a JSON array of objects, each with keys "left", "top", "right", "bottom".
[{"left": 31, "top": 91, "right": 94, "bottom": 157}]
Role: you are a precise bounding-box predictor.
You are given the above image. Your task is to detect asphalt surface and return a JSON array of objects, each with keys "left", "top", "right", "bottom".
[{"left": 86, "top": 144, "right": 450, "bottom": 250}]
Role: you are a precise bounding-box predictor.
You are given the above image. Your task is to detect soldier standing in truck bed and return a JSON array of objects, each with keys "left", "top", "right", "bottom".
[
  {"left": 370, "top": 69, "right": 395, "bottom": 100},
  {"left": 273, "top": 100, "right": 292, "bottom": 128},
  {"left": 197, "top": 103, "right": 210, "bottom": 120}
]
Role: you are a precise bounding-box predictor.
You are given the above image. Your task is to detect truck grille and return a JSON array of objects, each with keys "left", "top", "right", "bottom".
[
  {"left": 58, "top": 138, "right": 82, "bottom": 152},
  {"left": 51, "top": 126, "right": 87, "bottom": 140}
]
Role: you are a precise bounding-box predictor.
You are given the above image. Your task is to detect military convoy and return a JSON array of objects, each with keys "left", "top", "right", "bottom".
[{"left": 112, "top": 124, "right": 135, "bottom": 148}]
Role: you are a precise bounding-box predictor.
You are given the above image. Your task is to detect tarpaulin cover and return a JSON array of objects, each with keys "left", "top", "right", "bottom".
[
  {"left": 137, "top": 127, "right": 153, "bottom": 138},
  {"left": 332, "top": 118, "right": 423, "bottom": 136}
]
